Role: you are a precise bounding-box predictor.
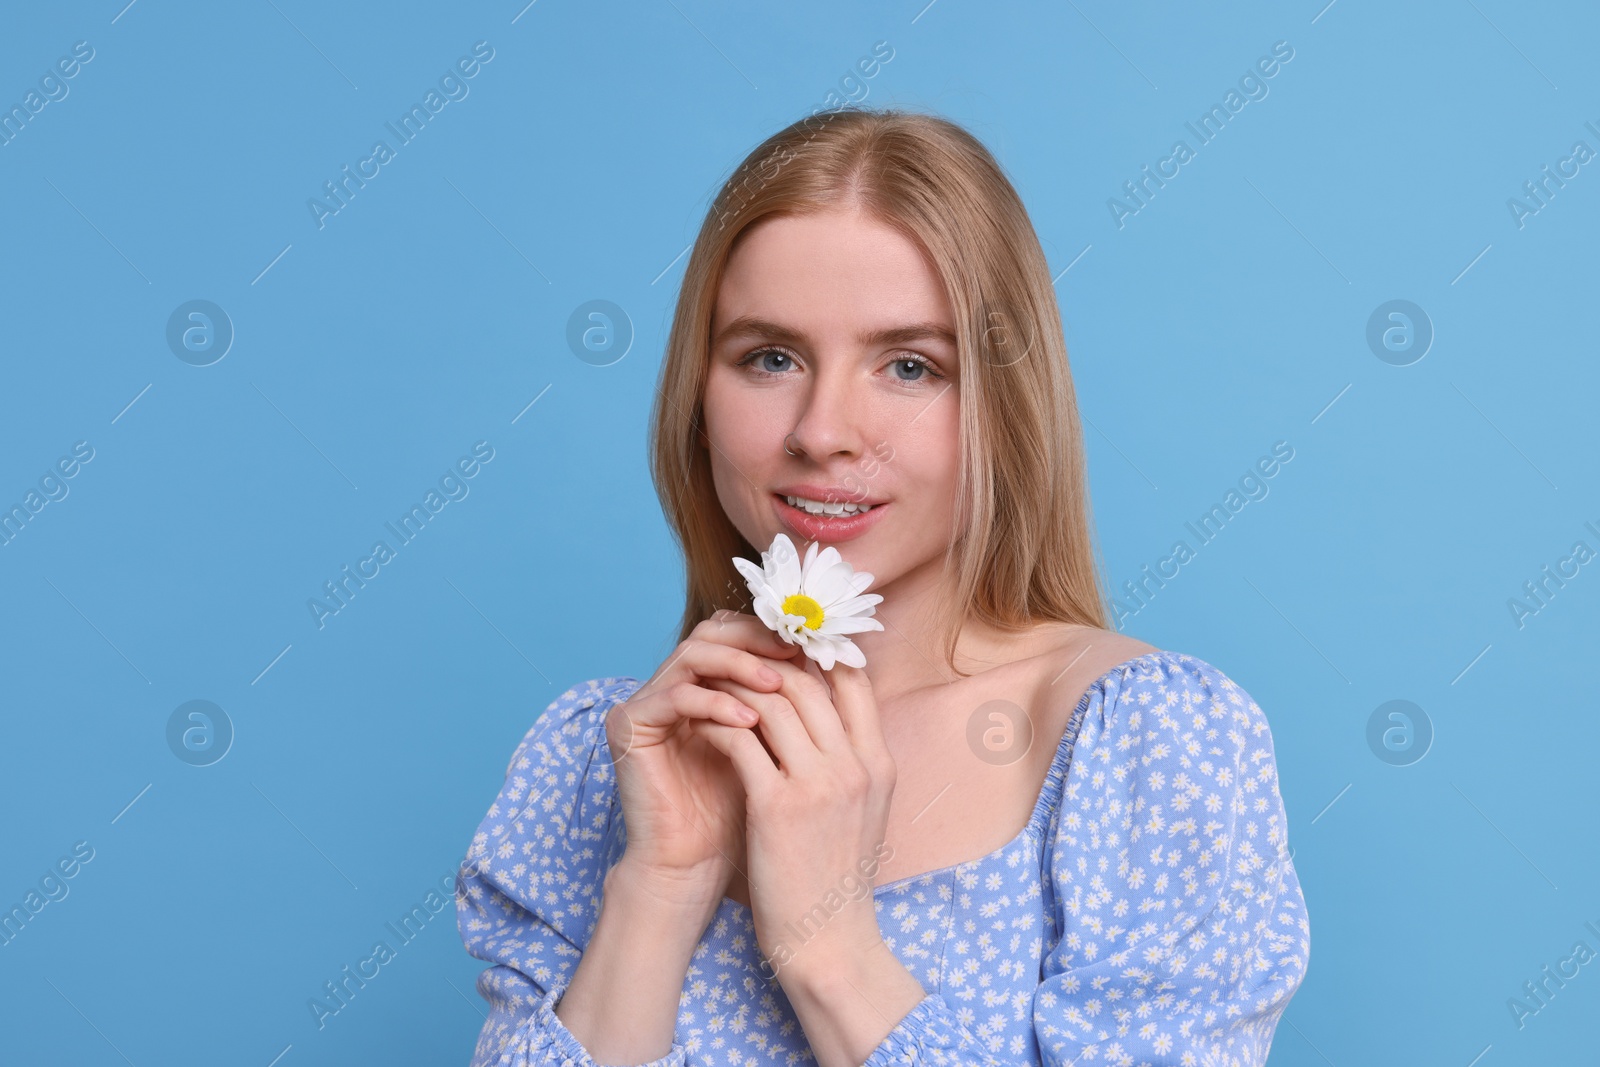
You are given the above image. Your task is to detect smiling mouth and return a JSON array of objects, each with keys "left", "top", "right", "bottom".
[
  {"left": 779, "top": 493, "right": 877, "bottom": 517},
  {"left": 770, "top": 492, "right": 888, "bottom": 544}
]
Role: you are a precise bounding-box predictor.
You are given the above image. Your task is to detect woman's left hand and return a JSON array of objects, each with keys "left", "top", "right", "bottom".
[{"left": 692, "top": 655, "right": 898, "bottom": 983}]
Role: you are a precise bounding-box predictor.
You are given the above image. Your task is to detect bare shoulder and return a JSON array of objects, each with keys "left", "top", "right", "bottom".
[
  {"left": 1024, "top": 622, "right": 1159, "bottom": 675},
  {"left": 1018, "top": 623, "right": 1161, "bottom": 725}
]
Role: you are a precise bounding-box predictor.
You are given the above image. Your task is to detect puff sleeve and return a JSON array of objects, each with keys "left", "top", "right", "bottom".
[
  {"left": 859, "top": 652, "right": 1309, "bottom": 1066},
  {"left": 1033, "top": 652, "right": 1308, "bottom": 1064},
  {"left": 454, "top": 677, "right": 671, "bottom": 1067}
]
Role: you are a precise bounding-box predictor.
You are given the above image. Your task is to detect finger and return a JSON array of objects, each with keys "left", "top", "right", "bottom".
[
  {"left": 691, "top": 720, "right": 782, "bottom": 799},
  {"left": 762, "top": 655, "right": 851, "bottom": 755},
  {"left": 819, "top": 662, "right": 890, "bottom": 760},
  {"left": 704, "top": 676, "right": 819, "bottom": 773},
  {"left": 668, "top": 682, "right": 763, "bottom": 728},
  {"left": 693, "top": 611, "right": 804, "bottom": 660},
  {"left": 667, "top": 638, "right": 793, "bottom": 695},
  {"left": 621, "top": 681, "right": 760, "bottom": 733}
]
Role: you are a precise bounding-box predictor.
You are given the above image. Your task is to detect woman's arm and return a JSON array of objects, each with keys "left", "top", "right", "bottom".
[
  {"left": 458, "top": 678, "right": 705, "bottom": 1067},
  {"left": 780, "top": 944, "right": 944, "bottom": 1067},
  {"left": 461, "top": 622, "right": 793, "bottom": 1066},
  {"left": 553, "top": 859, "right": 723, "bottom": 1064}
]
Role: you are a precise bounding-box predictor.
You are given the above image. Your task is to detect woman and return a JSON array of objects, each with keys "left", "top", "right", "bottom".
[{"left": 456, "top": 107, "right": 1308, "bottom": 1066}]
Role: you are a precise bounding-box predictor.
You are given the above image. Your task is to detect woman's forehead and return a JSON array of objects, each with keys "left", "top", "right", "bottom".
[{"left": 714, "top": 214, "right": 953, "bottom": 338}]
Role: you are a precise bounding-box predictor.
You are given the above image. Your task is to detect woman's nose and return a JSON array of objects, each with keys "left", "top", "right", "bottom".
[{"left": 784, "top": 365, "right": 864, "bottom": 460}]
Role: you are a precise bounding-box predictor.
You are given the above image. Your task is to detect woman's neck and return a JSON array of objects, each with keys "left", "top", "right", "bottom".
[{"left": 846, "top": 561, "right": 1026, "bottom": 706}]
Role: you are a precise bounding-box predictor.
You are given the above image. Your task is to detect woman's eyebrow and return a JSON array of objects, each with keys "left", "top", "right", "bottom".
[{"left": 713, "top": 315, "right": 956, "bottom": 348}]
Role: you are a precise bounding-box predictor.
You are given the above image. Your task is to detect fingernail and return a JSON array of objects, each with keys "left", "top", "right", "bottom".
[
  {"left": 759, "top": 666, "right": 781, "bottom": 684},
  {"left": 740, "top": 706, "right": 759, "bottom": 722}
]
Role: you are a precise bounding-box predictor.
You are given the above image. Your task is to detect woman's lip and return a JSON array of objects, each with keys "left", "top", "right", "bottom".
[{"left": 771, "top": 493, "right": 888, "bottom": 544}]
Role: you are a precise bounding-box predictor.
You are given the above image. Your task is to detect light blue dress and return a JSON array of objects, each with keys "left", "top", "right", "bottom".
[{"left": 455, "top": 649, "right": 1309, "bottom": 1065}]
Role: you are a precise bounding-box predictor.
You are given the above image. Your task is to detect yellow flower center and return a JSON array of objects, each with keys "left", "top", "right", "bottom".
[{"left": 782, "top": 593, "right": 825, "bottom": 630}]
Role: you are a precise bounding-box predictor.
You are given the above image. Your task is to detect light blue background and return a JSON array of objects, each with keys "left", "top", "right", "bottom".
[{"left": 2, "top": 1, "right": 1596, "bottom": 1063}]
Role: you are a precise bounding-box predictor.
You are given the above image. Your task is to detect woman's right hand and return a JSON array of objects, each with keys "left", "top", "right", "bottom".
[{"left": 605, "top": 609, "right": 799, "bottom": 905}]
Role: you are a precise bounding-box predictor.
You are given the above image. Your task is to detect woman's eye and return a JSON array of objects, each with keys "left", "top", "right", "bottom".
[
  {"left": 890, "top": 356, "right": 945, "bottom": 383},
  {"left": 891, "top": 358, "right": 927, "bottom": 381},
  {"left": 737, "top": 348, "right": 945, "bottom": 384},
  {"left": 740, "top": 348, "right": 795, "bottom": 374}
]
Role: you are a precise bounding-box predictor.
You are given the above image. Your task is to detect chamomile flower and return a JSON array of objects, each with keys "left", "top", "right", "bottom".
[{"left": 732, "top": 532, "right": 884, "bottom": 670}]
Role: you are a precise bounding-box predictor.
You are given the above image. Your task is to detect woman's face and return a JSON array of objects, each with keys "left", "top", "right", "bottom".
[{"left": 702, "top": 206, "right": 961, "bottom": 596}]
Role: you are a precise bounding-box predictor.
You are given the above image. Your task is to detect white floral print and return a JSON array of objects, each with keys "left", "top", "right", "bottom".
[{"left": 455, "top": 650, "right": 1309, "bottom": 1065}]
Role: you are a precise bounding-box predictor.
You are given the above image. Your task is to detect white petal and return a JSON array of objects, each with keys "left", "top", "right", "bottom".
[
  {"left": 744, "top": 579, "right": 782, "bottom": 611},
  {"left": 811, "top": 544, "right": 843, "bottom": 573},
  {"left": 750, "top": 580, "right": 784, "bottom": 608},
  {"left": 771, "top": 534, "right": 804, "bottom": 592},
  {"left": 753, "top": 597, "right": 784, "bottom": 631},
  {"left": 733, "top": 556, "right": 767, "bottom": 588},
  {"left": 802, "top": 545, "right": 842, "bottom": 594},
  {"left": 831, "top": 638, "right": 866, "bottom": 669},
  {"left": 823, "top": 592, "right": 883, "bottom": 618},
  {"left": 807, "top": 558, "right": 855, "bottom": 605},
  {"left": 819, "top": 615, "right": 885, "bottom": 636},
  {"left": 779, "top": 611, "right": 812, "bottom": 636}
]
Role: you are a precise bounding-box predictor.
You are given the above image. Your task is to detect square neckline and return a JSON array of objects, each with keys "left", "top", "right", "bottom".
[{"left": 718, "top": 648, "right": 1171, "bottom": 914}]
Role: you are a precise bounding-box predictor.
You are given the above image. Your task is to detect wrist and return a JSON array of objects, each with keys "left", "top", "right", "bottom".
[
  {"left": 781, "top": 929, "right": 890, "bottom": 998},
  {"left": 556, "top": 860, "right": 713, "bottom": 1064},
  {"left": 780, "top": 939, "right": 929, "bottom": 1067},
  {"left": 605, "top": 858, "right": 725, "bottom": 929}
]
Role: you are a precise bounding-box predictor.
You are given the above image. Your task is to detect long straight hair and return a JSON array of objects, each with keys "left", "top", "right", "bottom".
[{"left": 649, "top": 106, "right": 1110, "bottom": 677}]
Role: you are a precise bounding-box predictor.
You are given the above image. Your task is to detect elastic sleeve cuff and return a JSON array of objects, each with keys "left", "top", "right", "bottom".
[
  {"left": 506, "top": 978, "right": 688, "bottom": 1067},
  {"left": 860, "top": 991, "right": 963, "bottom": 1066}
]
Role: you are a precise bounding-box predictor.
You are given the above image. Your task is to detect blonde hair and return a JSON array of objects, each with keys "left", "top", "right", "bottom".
[{"left": 649, "top": 106, "right": 1109, "bottom": 677}]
